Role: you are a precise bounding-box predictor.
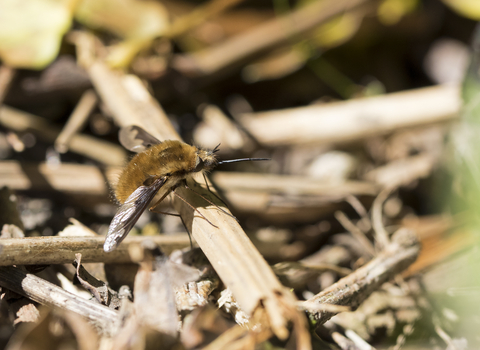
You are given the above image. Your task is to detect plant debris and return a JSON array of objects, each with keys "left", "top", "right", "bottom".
[{"left": 0, "top": 0, "right": 478, "bottom": 349}]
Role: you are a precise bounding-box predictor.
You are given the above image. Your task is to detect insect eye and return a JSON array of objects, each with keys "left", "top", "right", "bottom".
[{"left": 194, "top": 156, "right": 204, "bottom": 172}]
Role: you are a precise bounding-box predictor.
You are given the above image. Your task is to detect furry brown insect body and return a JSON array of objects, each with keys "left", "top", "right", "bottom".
[
  {"left": 104, "top": 135, "right": 219, "bottom": 252},
  {"left": 104, "top": 125, "right": 268, "bottom": 253},
  {"left": 115, "top": 140, "right": 217, "bottom": 204}
]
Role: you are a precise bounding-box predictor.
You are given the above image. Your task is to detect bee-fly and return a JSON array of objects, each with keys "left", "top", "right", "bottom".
[{"left": 104, "top": 125, "right": 268, "bottom": 252}]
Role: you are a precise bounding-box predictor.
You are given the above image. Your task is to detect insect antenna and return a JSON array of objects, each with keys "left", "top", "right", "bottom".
[
  {"left": 198, "top": 157, "right": 270, "bottom": 218},
  {"left": 217, "top": 158, "right": 270, "bottom": 165}
]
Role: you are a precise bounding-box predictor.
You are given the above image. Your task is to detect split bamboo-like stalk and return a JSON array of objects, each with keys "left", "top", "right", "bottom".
[
  {"left": 238, "top": 84, "right": 460, "bottom": 146},
  {"left": 54, "top": 89, "right": 98, "bottom": 153},
  {"left": 0, "top": 160, "right": 378, "bottom": 222},
  {"left": 83, "top": 60, "right": 304, "bottom": 341},
  {"left": 0, "top": 106, "right": 126, "bottom": 166},
  {"left": 172, "top": 0, "right": 370, "bottom": 76}
]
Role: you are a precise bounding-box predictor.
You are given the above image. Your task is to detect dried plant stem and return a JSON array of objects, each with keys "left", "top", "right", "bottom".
[
  {"left": 0, "top": 160, "right": 112, "bottom": 196},
  {"left": 434, "top": 322, "right": 458, "bottom": 350},
  {"left": 211, "top": 172, "right": 378, "bottom": 196},
  {"left": 0, "top": 162, "right": 376, "bottom": 221},
  {"left": 87, "top": 61, "right": 180, "bottom": 142},
  {"left": 238, "top": 84, "right": 460, "bottom": 147},
  {"left": 371, "top": 188, "right": 393, "bottom": 249},
  {"left": 334, "top": 211, "right": 375, "bottom": 257},
  {"left": 332, "top": 332, "right": 359, "bottom": 350},
  {"left": 0, "top": 235, "right": 190, "bottom": 266},
  {"left": 174, "top": 180, "right": 296, "bottom": 339},
  {"left": 364, "top": 153, "right": 437, "bottom": 188},
  {"left": 298, "top": 302, "right": 350, "bottom": 314},
  {"left": 0, "top": 65, "right": 15, "bottom": 104},
  {"left": 345, "top": 330, "right": 375, "bottom": 350},
  {"left": 173, "top": 0, "right": 370, "bottom": 76},
  {"left": 166, "top": 0, "right": 245, "bottom": 38},
  {"left": 0, "top": 266, "right": 117, "bottom": 333},
  {"left": 55, "top": 89, "right": 98, "bottom": 153},
  {"left": 273, "top": 261, "right": 351, "bottom": 277},
  {"left": 0, "top": 106, "right": 126, "bottom": 166},
  {"left": 306, "top": 228, "right": 420, "bottom": 325}
]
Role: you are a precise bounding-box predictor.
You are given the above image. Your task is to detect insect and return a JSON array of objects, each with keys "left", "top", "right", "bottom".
[{"left": 104, "top": 125, "right": 268, "bottom": 252}]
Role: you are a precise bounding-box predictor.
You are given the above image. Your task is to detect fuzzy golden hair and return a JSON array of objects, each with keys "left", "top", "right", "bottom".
[{"left": 115, "top": 140, "right": 216, "bottom": 203}]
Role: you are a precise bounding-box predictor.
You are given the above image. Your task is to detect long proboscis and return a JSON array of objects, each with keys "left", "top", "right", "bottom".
[{"left": 217, "top": 158, "right": 270, "bottom": 165}]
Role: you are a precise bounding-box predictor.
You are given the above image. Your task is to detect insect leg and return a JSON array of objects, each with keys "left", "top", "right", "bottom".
[
  {"left": 150, "top": 193, "right": 182, "bottom": 217},
  {"left": 183, "top": 181, "right": 238, "bottom": 222},
  {"left": 149, "top": 207, "right": 181, "bottom": 217},
  {"left": 148, "top": 189, "right": 174, "bottom": 213},
  {"left": 202, "top": 172, "right": 230, "bottom": 208},
  {"left": 150, "top": 193, "right": 194, "bottom": 248},
  {"left": 179, "top": 215, "right": 194, "bottom": 250},
  {"left": 172, "top": 191, "right": 219, "bottom": 228}
]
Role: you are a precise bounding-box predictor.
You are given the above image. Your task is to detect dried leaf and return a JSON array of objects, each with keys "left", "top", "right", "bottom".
[
  {"left": 13, "top": 303, "right": 40, "bottom": 325},
  {"left": 134, "top": 242, "right": 200, "bottom": 336},
  {"left": 73, "top": 253, "right": 121, "bottom": 309}
]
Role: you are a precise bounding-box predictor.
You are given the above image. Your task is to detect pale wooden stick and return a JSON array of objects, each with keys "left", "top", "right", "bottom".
[
  {"left": 364, "top": 153, "right": 437, "bottom": 188},
  {"left": 0, "top": 106, "right": 126, "bottom": 166},
  {"left": 172, "top": 0, "right": 370, "bottom": 76},
  {"left": 0, "top": 65, "right": 15, "bottom": 104},
  {"left": 194, "top": 104, "right": 251, "bottom": 152},
  {"left": 298, "top": 301, "right": 350, "bottom": 314},
  {"left": 238, "top": 84, "right": 460, "bottom": 146},
  {"left": 0, "top": 235, "right": 190, "bottom": 266},
  {"left": 0, "top": 160, "right": 378, "bottom": 223},
  {"left": 345, "top": 330, "right": 375, "bottom": 350},
  {"left": 55, "top": 89, "right": 98, "bottom": 153},
  {"left": 371, "top": 188, "right": 393, "bottom": 249},
  {"left": 332, "top": 332, "right": 358, "bottom": 350},
  {"left": 211, "top": 172, "right": 378, "bottom": 197},
  {"left": 87, "top": 61, "right": 180, "bottom": 142},
  {"left": 165, "top": 0, "right": 245, "bottom": 38},
  {"left": 306, "top": 228, "right": 420, "bottom": 325},
  {"left": 0, "top": 266, "right": 118, "bottom": 333},
  {"left": 334, "top": 211, "right": 375, "bottom": 257},
  {"left": 0, "top": 160, "right": 112, "bottom": 196},
  {"left": 281, "top": 246, "right": 351, "bottom": 289}
]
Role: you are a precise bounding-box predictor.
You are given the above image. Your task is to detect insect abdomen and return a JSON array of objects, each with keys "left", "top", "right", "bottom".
[{"left": 115, "top": 141, "right": 198, "bottom": 203}]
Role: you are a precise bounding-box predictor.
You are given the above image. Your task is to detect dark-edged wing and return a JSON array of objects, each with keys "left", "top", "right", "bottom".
[
  {"left": 104, "top": 177, "right": 167, "bottom": 252},
  {"left": 119, "top": 125, "right": 162, "bottom": 153}
]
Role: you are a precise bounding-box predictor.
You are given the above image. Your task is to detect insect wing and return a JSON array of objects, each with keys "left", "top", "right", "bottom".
[
  {"left": 119, "top": 125, "right": 162, "bottom": 153},
  {"left": 104, "top": 177, "right": 166, "bottom": 252}
]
